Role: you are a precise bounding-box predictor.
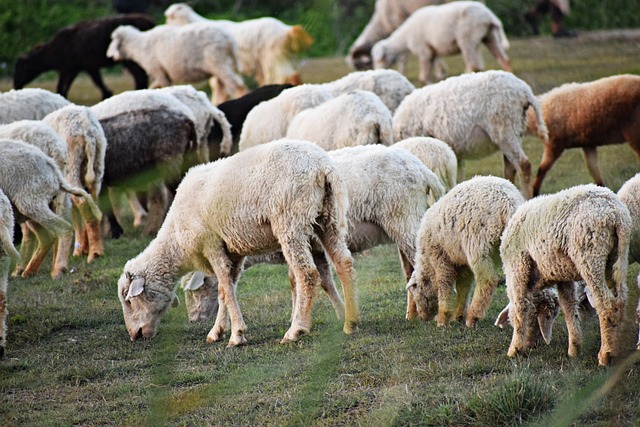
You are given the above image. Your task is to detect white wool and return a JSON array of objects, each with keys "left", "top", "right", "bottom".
[{"left": 0, "top": 88, "right": 71, "bottom": 124}]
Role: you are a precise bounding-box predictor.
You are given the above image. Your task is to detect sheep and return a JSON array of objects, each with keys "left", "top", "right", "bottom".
[
  {"left": 0, "top": 188, "right": 20, "bottom": 358},
  {"left": 106, "top": 23, "right": 247, "bottom": 104},
  {"left": 117, "top": 139, "right": 358, "bottom": 346},
  {"left": 321, "top": 69, "right": 415, "bottom": 113},
  {"left": 0, "top": 88, "right": 71, "bottom": 124},
  {"left": 98, "top": 107, "right": 197, "bottom": 236},
  {"left": 526, "top": 74, "right": 640, "bottom": 196},
  {"left": 501, "top": 184, "right": 631, "bottom": 366},
  {"left": 0, "top": 121, "right": 71, "bottom": 277},
  {"left": 238, "top": 85, "right": 333, "bottom": 151},
  {"left": 393, "top": 136, "right": 458, "bottom": 203},
  {"left": 286, "top": 90, "right": 393, "bottom": 150},
  {"left": 347, "top": 0, "right": 445, "bottom": 71},
  {"left": 393, "top": 70, "right": 548, "bottom": 199},
  {"left": 371, "top": 1, "right": 511, "bottom": 85},
  {"left": 406, "top": 176, "right": 525, "bottom": 328},
  {"left": 42, "top": 105, "right": 107, "bottom": 262},
  {"left": 616, "top": 173, "right": 640, "bottom": 350},
  {"left": 0, "top": 139, "right": 101, "bottom": 277},
  {"left": 13, "top": 14, "right": 154, "bottom": 100},
  {"left": 164, "top": 3, "right": 313, "bottom": 86}
]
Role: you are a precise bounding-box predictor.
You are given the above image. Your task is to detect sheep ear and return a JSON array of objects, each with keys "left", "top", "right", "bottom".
[
  {"left": 126, "top": 277, "right": 146, "bottom": 300},
  {"left": 538, "top": 312, "right": 555, "bottom": 345},
  {"left": 405, "top": 276, "right": 416, "bottom": 291},
  {"left": 184, "top": 271, "right": 206, "bottom": 291},
  {"left": 494, "top": 304, "right": 510, "bottom": 328},
  {"left": 584, "top": 285, "right": 595, "bottom": 308},
  {"left": 172, "top": 294, "right": 180, "bottom": 308}
]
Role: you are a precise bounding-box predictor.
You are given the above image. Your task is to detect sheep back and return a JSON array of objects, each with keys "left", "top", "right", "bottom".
[{"left": 0, "top": 89, "right": 71, "bottom": 124}]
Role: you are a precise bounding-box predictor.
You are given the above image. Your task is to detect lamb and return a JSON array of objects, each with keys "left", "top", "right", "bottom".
[
  {"left": 371, "top": 1, "right": 511, "bottom": 85},
  {"left": 0, "top": 188, "right": 20, "bottom": 358},
  {"left": 393, "top": 136, "right": 458, "bottom": 202},
  {"left": 13, "top": 14, "right": 154, "bottom": 100},
  {"left": 106, "top": 23, "right": 247, "bottom": 104},
  {"left": 501, "top": 184, "right": 631, "bottom": 366},
  {"left": 0, "top": 88, "right": 70, "bottom": 124},
  {"left": 393, "top": 70, "right": 548, "bottom": 199},
  {"left": 321, "top": 69, "right": 415, "bottom": 113},
  {"left": 238, "top": 85, "right": 333, "bottom": 151},
  {"left": 0, "top": 140, "right": 101, "bottom": 277},
  {"left": 286, "top": 90, "right": 393, "bottom": 150},
  {"left": 117, "top": 139, "right": 358, "bottom": 346},
  {"left": 526, "top": 74, "right": 640, "bottom": 196},
  {"left": 42, "top": 105, "right": 107, "bottom": 262},
  {"left": 406, "top": 176, "right": 525, "bottom": 327},
  {"left": 164, "top": 3, "right": 313, "bottom": 86}
]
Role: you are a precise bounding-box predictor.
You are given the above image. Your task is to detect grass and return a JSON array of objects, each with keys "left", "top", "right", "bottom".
[{"left": 3, "top": 29, "right": 640, "bottom": 426}]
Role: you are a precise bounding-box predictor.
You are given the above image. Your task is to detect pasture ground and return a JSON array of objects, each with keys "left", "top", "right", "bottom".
[{"left": 2, "top": 30, "right": 640, "bottom": 426}]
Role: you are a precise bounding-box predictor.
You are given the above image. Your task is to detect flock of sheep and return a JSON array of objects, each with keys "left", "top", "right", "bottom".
[{"left": 1, "top": 0, "right": 639, "bottom": 369}]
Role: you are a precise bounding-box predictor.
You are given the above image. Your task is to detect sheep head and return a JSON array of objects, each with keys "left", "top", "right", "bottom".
[
  {"left": 181, "top": 271, "right": 219, "bottom": 323},
  {"left": 164, "top": 3, "right": 196, "bottom": 25},
  {"left": 117, "top": 270, "right": 177, "bottom": 341},
  {"left": 348, "top": 44, "right": 374, "bottom": 70},
  {"left": 371, "top": 41, "right": 396, "bottom": 71},
  {"left": 13, "top": 45, "right": 47, "bottom": 89},
  {"left": 406, "top": 274, "right": 438, "bottom": 321},
  {"left": 106, "top": 26, "right": 135, "bottom": 62}
]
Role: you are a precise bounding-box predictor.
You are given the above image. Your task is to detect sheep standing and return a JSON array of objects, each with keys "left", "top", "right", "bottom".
[
  {"left": 526, "top": 74, "right": 640, "bottom": 196},
  {"left": 106, "top": 23, "right": 247, "bottom": 104},
  {"left": 286, "top": 90, "right": 393, "bottom": 150},
  {"left": 371, "top": 1, "right": 511, "bottom": 84},
  {"left": 0, "top": 88, "right": 70, "bottom": 124},
  {"left": 13, "top": 14, "right": 154, "bottom": 99},
  {"left": 501, "top": 185, "right": 631, "bottom": 366},
  {"left": 321, "top": 69, "right": 415, "bottom": 113},
  {"left": 393, "top": 70, "right": 547, "bottom": 199},
  {"left": 407, "top": 176, "right": 524, "bottom": 327},
  {"left": 117, "top": 139, "right": 358, "bottom": 346},
  {"left": 0, "top": 188, "right": 20, "bottom": 358},
  {"left": 164, "top": 3, "right": 313, "bottom": 86},
  {"left": 238, "top": 85, "right": 333, "bottom": 151}
]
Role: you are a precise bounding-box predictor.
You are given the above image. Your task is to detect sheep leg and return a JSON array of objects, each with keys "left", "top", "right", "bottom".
[
  {"left": 557, "top": 281, "right": 582, "bottom": 357},
  {"left": 582, "top": 147, "right": 605, "bottom": 186},
  {"left": 124, "top": 190, "right": 147, "bottom": 229},
  {"left": 57, "top": 70, "right": 79, "bottom": 98},
  {"left": 453, "top": 268, "right": 474, "bottom": 323},
  {"left": 506, "top": 254, "right": 534, "bottom": 357},
  {"left": 142, "top": 184, "right": 169, "bottom": 236},
  {"left": 21, "top": 222, "right": 56, "bottom": 277},
  {"left": 533, "top": 144, "right": 564, "bottom": 197},
  {"left": 51, "top": 230, "right": 73, "bottom": 279},
  {"left": 86, "top": 68, "right": 113, "bottom": 100},
  {"left": 207, "top": 255, "right": 246, "bottom": 347},
  {"left": 71, "top": 204, "right": 87, "bottom": 257},
  {"left": 314, "top": 249, "right": 345, "bottom": 320},
  {"left": 0, "top": 256, "right": 9, "bottom": 358},
  {"left": 398, "top": 249, "right": 418, "bottom": 320},
  {"left": 483, "top": 30, "right": 512, "bottom": 72},
  {"left": 466, "top": 256, "right": 501, "bottom": 328},
  {"left": 456, "top": 158, "right": 466, "bottom": 183},
  {"left": 459, "top": 44, "right": 484, "bottom": 73},
  {"left": 13, "top": 223, "right": 34, "bottom": 277},
  {"left": 123, "top": 60, "right": 149, "bottom": 90},
  {"left": 432, "top": 256, "right": 457, "bottom": 326},
  {"left": 417, "top": 52, "right": 435, "bottom": 85},
  {"left": 207, "top": 60, "right": 248, "bottom": 104},
  {"left": 495, "top": 137, "right": 532, "bottom": 199}
]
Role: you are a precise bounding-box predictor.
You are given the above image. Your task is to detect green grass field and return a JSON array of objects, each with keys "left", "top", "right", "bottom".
[{"left": 2, "top": 30, "right": 640, "bottom": 426}]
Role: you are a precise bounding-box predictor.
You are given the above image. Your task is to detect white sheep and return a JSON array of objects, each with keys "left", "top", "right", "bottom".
[
  {"left": 106, "top": 23, "right": 248, "bottom": 104},
  {"left": 371, "top": 1, "right": 511, "bottom": 85},
  {"left": 406, "top": 176, "right": 525, "bottom": 327},
  {"left": 0, "top": 139, "right": 101, "bottom": 277},
  {"left": 43, "top": 105, "right": 107, "bottom": 263},
  {"left": 393, "top": 136, "right": 458, "bottom": 203},
  {"left": 238, "top": 84, "right": 333, "bottom": 151},
  {"left": 393, "top": 70, "right": 547, "bottom": 199},
  {"left": 286, "top": 90, "right": 393, "bottom": 150},
  {"left": 0, "top": 88, "right": 71, "bottom": 124},
  {"left": 501, "top": 184, "right": 631, "bottom": 366},
  {"left": 0, "top": 188, "right": 20, "bottom": 358},
  {"left": 616, "top": 173, "right": 640, "bottom": 350},
  {"left": 117, "top": 139, "right": 358, "bottom": 346},
  {"left": 321, "top": 69, "right": 415, "bottom": 113},
  {"left": 164, "top": 3, "right": 313, "bottom": 86}
]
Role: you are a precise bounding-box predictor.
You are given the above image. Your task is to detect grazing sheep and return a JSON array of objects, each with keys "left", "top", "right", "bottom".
[
  {"left": 394, "top": 136, "right": 458, "bottom": 202},
  {"left": 501, "top": 184, "right": 631, "bottom": 366},
  {"left": 164, "top": 3, "right": 313, "bottom": 86},
  {"left": 0, "top": 188, "right": 20, "bottom": 358},
  {"left": 286, "top": 90, "right": 393, "bottom": 150},
  {"left": 238, "top": 85, "right": 333, "bottom": 151},
  {"left": 616, "top": 173, "right": 640, "bottom": 350},
  {"left": 13, "top": 14, "right": 154, "bottom": 99},
  {"left": 393, "top": 70, "right": 547, "bottom": 199},
  {"left": 106, "top": 23, "right": 247, "bottom": 104},
  {"left": 43, "top": 105, "right": 107, "bottom": 263},
  {"left": 347, "top": 0, "right": 445, "bottom": 71},
  {"left": 117, "top": 139, "right": 358, "bottom": 346},
  {"left": 321, "top": 69, "right": 415, "bottom": 113},
  {"left": 371, "top": 1, "right": 511, "bottom": 85},
  {"left": 0, "top": 88, "right": 70, "bottom": 124},
  {"left": 0, "top": 140, "right": 101, "bottom": 277},
  {"left": 526, "top": 74, "right": 640, "bottom": 196},
  {"left": 407, "top": 176, "right": 525, "bottom": 327}
]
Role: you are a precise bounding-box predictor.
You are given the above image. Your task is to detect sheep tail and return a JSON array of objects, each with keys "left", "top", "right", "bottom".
[
  {"left": 322, "top": 166, "right": 350, "bottom": 242},
  {"left": 489, "top": 14, "right": 510, "bottom": 50},
  {"left": 59, "top": 177, "right": 103, "bottom": 223},
  {"left": 526, "top": 90, "right": 549, "bottom": 142},
  {"left": 209, "top": 107, "right": 233, "bottom": 156},
  {"left": 285, "top": 25, "right": 314, "bottom": 54},
  {"left": 612, "top": 214, "right": 631, "bottom": 302}
]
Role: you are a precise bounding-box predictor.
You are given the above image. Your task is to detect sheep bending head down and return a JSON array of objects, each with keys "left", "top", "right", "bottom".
[{"left": 117, "top": 139, "right": 358, "bottom": 346}]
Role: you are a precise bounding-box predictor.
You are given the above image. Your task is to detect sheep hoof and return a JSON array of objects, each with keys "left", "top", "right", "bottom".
[
  {"left": 343, "top": 323, "right": 359, "bottom": 335},
  {"left": 598, "top": 350, "right": 614, "bottom": 366},
  {"left": 465, "top": 317, "right": 479, "bottom": 329},
  {"left": 507, "top": 345, "right": 521, "bottom": 358},
  {"left": 206, "top": 329, "right": 226, "bottom": 343},
  {"left": 281, "top": 327, "right": 309, "bottom": 343},
  {"left": 226, "top": 335, "right": 247, "bottom": 348}
]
